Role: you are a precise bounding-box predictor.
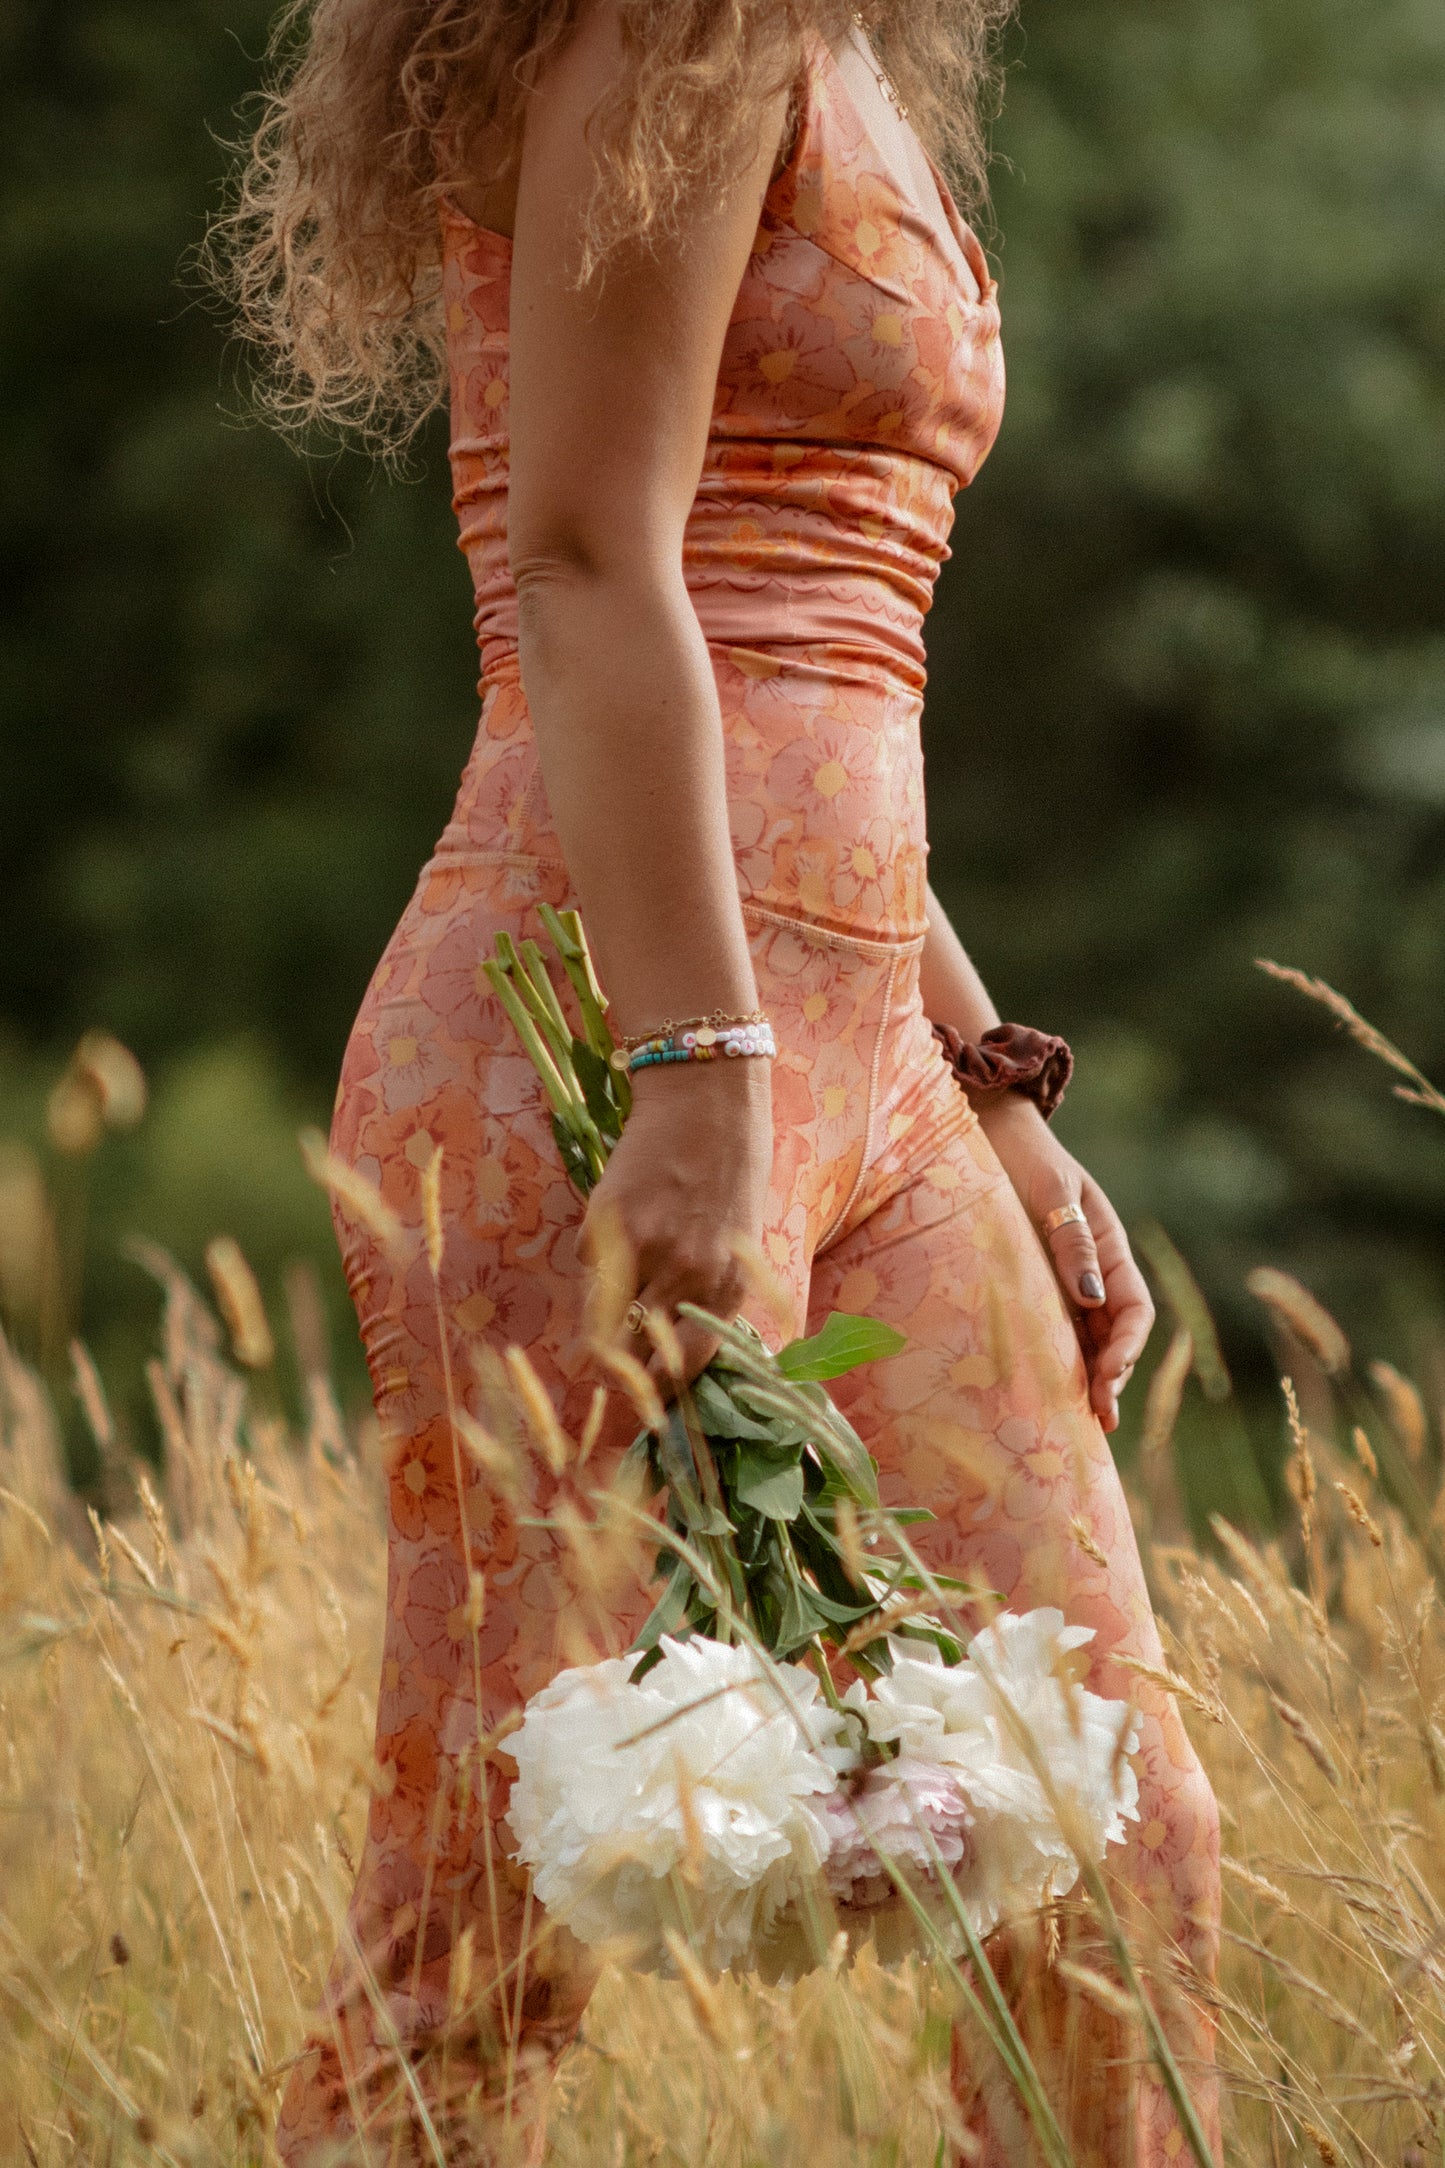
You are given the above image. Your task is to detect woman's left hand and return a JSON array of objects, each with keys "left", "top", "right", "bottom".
[{"left": 976, "top": 1093, "right": 1155, "bottom": 1433}]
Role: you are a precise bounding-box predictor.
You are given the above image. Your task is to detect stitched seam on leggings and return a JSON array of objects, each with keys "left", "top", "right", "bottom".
[
  {"left": 415, "top": 860, "right": 928, "bottom": 958},
  {"left": 815, "top": 947, "right": 900, "bottom": 1254},
  {"left": 740, "top": 902, "right": 927, "bottom": 957}
]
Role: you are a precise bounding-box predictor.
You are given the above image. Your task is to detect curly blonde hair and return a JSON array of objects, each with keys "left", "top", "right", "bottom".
[{"left": 209, "top": 0, "right": 1017, "bottom": 450}]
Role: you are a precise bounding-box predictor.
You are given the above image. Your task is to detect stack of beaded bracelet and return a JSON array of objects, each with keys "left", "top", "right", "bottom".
[{"left": 609, "top": 1010, "right": 777, "bottom": 1076}]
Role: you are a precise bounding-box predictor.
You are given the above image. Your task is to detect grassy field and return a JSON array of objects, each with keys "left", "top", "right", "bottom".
[{"left": 3, "top": 1000, "right": 1444, "bottom": 2166}]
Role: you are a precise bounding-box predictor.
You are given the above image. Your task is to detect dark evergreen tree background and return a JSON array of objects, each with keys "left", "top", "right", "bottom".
[{"left": 2, "top": 0, "right": 1443, "bottom": 1504}]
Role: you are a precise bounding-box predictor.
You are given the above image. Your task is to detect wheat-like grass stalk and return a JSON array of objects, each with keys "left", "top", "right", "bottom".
[
  {"left": 1256, "top": 960, "right": 1445, "bottom": 1115},
  {"left": 4, "top": 1198, "right": 1445, "bottom": 2162}
]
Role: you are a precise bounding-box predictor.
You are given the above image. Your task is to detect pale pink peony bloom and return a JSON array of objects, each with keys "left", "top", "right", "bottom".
[
  {"left": 818, "top": 1757, "right": 974, "bottom": 1909},
  {"left": 854, "top": 1609, "right": 1142, "bottom": 1940}
]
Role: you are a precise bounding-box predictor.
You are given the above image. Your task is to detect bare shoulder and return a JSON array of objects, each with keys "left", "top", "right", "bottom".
[
  {"left": 503, "top": 2, "right": 794, "bottom": 566},
  {"left": 452, "top": 0, "right": 792, "bottom": 241}
]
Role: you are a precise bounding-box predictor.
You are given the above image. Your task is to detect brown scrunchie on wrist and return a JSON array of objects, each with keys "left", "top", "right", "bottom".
[{"left": 932, "top": 1021, "right": 1074, "bottom": 1122}]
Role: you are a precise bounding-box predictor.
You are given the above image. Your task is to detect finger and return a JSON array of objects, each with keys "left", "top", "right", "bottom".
[
  {"left": 1095, "top": 1290, "right": 1155, "bottom": 1385},
  {"left": 1089, "top": 1289, "right": 1154, "bottom": 1429},
  {"left": 634, "top": 1283, "right": 726, "bottom": 1392},
  {"left": 1063, "top": 1201, "right": 1153, "bottom": 1428},
  {"left": 1041, "top": 1205, "right": 1107, "bottom": 1311},
  {"left": 1080, "top": 1195, "right": 1155, "bottom": 1378},
  {"left": 648, "top": 1319, "right": 722, "bottom": 1391}
]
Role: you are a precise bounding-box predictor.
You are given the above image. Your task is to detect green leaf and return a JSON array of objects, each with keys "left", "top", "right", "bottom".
[
  {"left": 727, "top": 1378, "right": 816, "bottom": 1438},
  {"left": 572, "top": 1037, "right": 624, "bottom": 1141},
  {"left": 793, "top": 1584, "right": 879, "bottom": 1626},
  {"left": 794, "top": 1508, "right": 878, "bottom": 1604},
  {"left": 894, "top": 1622, "right": 966, "bottom": 1666},
  {"left": 630, "top": 1559, "right": 694, "bottom": 1655},
  {"left": 732, "top": 1447, "right": 805, "bottom": 1522},
  {"left": 774, "top": 1576, "right": 830, "bottom": 1656},
  {"left": 618, "top": 1430, "right": 656, "bottom": 1491},
  {"left": 690, "top": 1370, "right": 778, "bottom": 1442},
  {"left": 550, "top": 1114, "right": 599, "bottom": 1196},
  {"left": 894, "top": 1568, "right": 997, "bottom": 1599},
  {"left": 809, "top": 1415, "right": 880, "bottom": 1510},
  {"left": 776, "top": 1312, "right": 906, "bottom": 1383},
  {"left": 654, "top": 1408, "right": 730, "bottom": 1534}
]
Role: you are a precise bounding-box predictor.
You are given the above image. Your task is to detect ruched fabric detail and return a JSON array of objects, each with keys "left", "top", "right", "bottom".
[{"left": 440, "top": 35, "right": 1005, "bottom": 946}]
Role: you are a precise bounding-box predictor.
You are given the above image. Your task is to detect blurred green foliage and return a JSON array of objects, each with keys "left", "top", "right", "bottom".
[{"left": 1, "top": 0, "right": 1442, "bottom": 1474}]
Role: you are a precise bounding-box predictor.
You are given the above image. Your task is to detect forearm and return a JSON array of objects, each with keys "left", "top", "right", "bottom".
[
  {"left": 919, "top": 884, "right": 1050, "bottom": 1143},
  {"left": 518, "top": 564, "right": 756, "bottom": 1038},
  {"left": 918, "top": 884, "right": 1002, "bottom": 1042}
]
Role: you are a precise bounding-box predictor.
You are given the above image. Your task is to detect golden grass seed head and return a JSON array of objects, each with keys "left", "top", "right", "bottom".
[
  {"left": 204, "top": 1237, "right": 275, "bottom": 1370},
  {"left": 69, "top": 1339, "right": 114, "bottom": 1454},
  {"left": 86, "top": 1503, "right": 112, "bottom": 1587},
  {"left": 1370, "top": 1359, "right": 1428, "bottom": 1462},
  {"left": 596, "top": 1343, "right": 666, "bottom": 1435},
  {"left": 1351, "top": 1424, "right": 1379, "bottom": 1480},
  {"left": 504, "top": 1344, "right": 570, "bottom": 1475},
  {"left": 578, "top": 1383, "right": 608, "bottom": 1465},
  {"left": 420, "top": 1139, "right": 445, "bottom": 1276},
  {"left": 299, "top": 1126, "right": 406, "bottom": 1258},
  {"left": 1069, "top": 1514, "right": 1109, "bottom": 1568},
  {"left": 1281, "top": 1377, "right": 1313, "bottom": 1498},
  {"left": 1054, "top": 1958, "right": 1137, "bottom": 2022},
  {"left": 1246, "top": 1267, "right": 1350, "bottom": 1375},
  {"left": 642, "top": 1305, "right": 685, "bottom": 1380},
  {"left": 107, "top": 1520, "right": 158, "bottom": 1592},
  {"left": 1220, "top": 1855, "right": 1291, "bottom": 1910},
  {"left": 1334, "top": 1479, "right": 1384, "bottom": 1547},
  {"left": 833, "top": 1494, "right": 866, "bottom": 1585},
  {"left": 1269, "top": 1694, "right": 1342, "bottom": 1784},
  {"left": 1114, "top": 1652, "right": 1223, "bottom": 1724}
]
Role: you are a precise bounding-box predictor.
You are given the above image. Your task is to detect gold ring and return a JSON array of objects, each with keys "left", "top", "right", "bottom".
[
  {"left": 1041, "top": 1202, "right": 1087, "bottom": 1237},
  {"left": 625, "top": 1301, "right": 647, "bottom": 1336}
]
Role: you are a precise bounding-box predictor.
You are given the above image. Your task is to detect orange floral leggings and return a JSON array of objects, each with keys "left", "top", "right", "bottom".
[{"left": 276, "top": 860, "right": 1221, "bottom": 2165}]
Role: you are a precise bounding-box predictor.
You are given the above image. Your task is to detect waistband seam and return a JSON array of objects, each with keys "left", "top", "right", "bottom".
[
  {"left": 422, "top": 851, "right": 927, "bottom": 955},
  {"left": 740, "top": 901, "right": 927, "bottom": 957}
]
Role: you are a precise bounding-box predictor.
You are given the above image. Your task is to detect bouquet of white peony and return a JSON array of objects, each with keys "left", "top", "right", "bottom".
[{"left": 489, "top": 914, "right": 1140, "bottom": 1974}]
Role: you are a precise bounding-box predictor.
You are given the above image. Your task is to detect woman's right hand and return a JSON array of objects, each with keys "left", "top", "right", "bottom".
[{"left": 582, "top": 1057, "right": 773, "bottom": 1387}]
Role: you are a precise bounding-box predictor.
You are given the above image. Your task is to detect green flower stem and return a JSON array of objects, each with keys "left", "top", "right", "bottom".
[
  {"left": 807, "top": 1642, "right": 848, "bottom": 1723},
  {"left": 908, "top": 1824, "right": 1077, "bottom": 2168},
  {"left": 482, "top": 959, "right": 600, "bottom": 1177},
  {"left": 492, "top": 933, "right": 578, "bottom": 1088},
  {"left": 517, "top": 937, "right": 577, "bottom": 1061},
  {"left": 878, "top": 1514, "right": 1218, "bottom": 2168},
  {"left": 539, "top": 907, "right": 615, "bottom": 1048},
  {"left": 1054, "top": 1849, "right": 1219, "bottom": 2168}
]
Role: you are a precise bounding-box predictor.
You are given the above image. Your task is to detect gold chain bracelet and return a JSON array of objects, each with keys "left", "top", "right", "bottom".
[{"left": 617, "top": 1008, "right": 769, "bottom": 1054}]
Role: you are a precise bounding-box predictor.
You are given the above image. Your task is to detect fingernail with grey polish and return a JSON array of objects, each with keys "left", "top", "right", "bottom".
[{"left": 1080, "top": 1272, "right": 1105, "bottom": 1303}]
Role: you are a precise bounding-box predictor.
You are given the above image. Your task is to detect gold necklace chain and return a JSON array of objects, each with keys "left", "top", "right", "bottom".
[{"left": 853, "top": 12, "right": 910, "bottom": 120}]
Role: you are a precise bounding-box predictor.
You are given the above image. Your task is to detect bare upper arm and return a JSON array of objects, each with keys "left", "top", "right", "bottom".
[{"left": 505, "top": 1, "right": 790, "bottom": 588}]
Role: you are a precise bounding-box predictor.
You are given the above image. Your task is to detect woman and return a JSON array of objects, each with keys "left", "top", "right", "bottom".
[{"left": 221, "top": 1, "right": 1220, "bottom": 2158}]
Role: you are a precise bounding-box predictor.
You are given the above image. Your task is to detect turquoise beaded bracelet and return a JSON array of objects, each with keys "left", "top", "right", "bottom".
[{"left": 615, "top": 1018, "right": 777, "bottom": 1074}]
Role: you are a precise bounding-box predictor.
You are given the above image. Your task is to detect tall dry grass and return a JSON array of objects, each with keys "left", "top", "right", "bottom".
[{"left": 3, "top": 980, "right": 1444, "bottom": 2165}]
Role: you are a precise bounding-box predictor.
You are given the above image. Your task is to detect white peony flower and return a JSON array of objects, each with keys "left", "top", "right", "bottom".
[
  {"left": 855, "top": 1609, "right": 1141, "bottom": 1940},
  {"left": 507, "top": 1635, "right": 856, "bottom": 1971}
]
